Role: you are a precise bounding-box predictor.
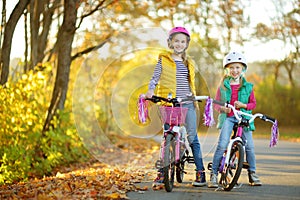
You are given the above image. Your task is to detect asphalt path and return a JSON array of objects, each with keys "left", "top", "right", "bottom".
[{"left": 127, "top": 135, "right": 300, "bottom": 200}]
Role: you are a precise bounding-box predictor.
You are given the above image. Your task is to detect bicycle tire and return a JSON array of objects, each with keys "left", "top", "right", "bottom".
[
  {"left": 220, "top": 142, "right": 244, "bottom": 191},
  {"left": 176, "top": 161, "right": 185, "bottom": 183},
  {"left": 176, "top": 143, "right": 186, "bottom": 183},
  {"left": 163, "top": 133, "right": 175, "bottom": 192}
]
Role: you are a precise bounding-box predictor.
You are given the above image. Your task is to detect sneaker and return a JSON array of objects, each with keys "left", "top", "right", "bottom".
[
  {"left": 248, "top": 171, "right": 262, "bottom": 186},
  {"left": 208, "top": 173, "right": 218, "bottom": 188},
  {"left": 152, "top": 170, "right": 164, "bottom": 187},
  {"left": 192, "top": 170, "right": 206, "bottom": 187}
]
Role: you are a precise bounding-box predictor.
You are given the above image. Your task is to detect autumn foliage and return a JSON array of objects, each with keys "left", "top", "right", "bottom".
[
  {"left": 0, "top": 65, "right": 89, "bottom": 184},
  {"left": 0, "top": 65, "right": 162, "bottom": 199},
  {"left": 0, "top": 162, "right": 152, "bottom": 199}
]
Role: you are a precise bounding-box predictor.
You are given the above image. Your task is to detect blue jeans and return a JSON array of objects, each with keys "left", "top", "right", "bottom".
[
  {"left": 212, "top": 116, "right": 256, "bottom": 175},
  {"left": 183, "top": 103, "right": 205, "bottom": 171}
]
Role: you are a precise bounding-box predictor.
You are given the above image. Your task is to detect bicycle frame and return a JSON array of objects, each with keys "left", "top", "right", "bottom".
[
  {"left": 140, "top": 94, "right": 198, "bottom": 192},
  {"left": 138, "top": 94, "right": 279, "bottom": 191},
  {"left": 182, "top": 95, "right": 278, "bottom": 146},
  {"left": 159, "top": 125, "right": 186, "bottom": 165},
  {"left": 218, "top": 104, "right": 245, "bottom": 174},
  {"left": 220, "top": 128, "right": 243, "bottom": 173},
  {"left": 202, "top": 97, "right": 279, "bottom": 191},
  {"left": 141, "top": 94, "right": 196, "bottom": 165}
]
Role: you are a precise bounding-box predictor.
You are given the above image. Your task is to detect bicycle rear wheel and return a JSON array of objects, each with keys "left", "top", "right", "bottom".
[
  {"left": 220, "top": 142, "right": 244, "bottom": 191},
  {"left": 163, "top": 133, "right": 175, "bottom": 192}
]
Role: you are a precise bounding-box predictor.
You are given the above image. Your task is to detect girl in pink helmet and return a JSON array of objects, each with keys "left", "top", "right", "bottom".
[{"left": 146, "top": 27, "right": 206, "bottom": 187}]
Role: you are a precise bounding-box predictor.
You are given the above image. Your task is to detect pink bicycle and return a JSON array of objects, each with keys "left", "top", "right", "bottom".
[
  {"left": 184, "top": 95, "right": 279, "bottom": 191},
  {"left": 139, "top": 95, "right": 279, "bottom": 192},
  {"left": 207, "top": 99, "right": 279, "bottom": 191},
  {"left": 140, "top": 95, "right": 201, "bottom": 192}
]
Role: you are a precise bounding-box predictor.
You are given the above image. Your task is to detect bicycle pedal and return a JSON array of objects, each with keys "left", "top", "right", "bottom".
[
  {"left": 231, "top": 163, "right": 237, "bottom": 169},
  {"left": 155, "top": 160, "right": 163, "bottom": 169},
  {"left": 233, "top": 183, "right": 243, "bottom": 189},
  {"left": 187, "top": 156, "right": 195, "bottom": 163},
  {"left": 242, "top": 162, "right": 249, "bottom": 169},
  {"left": 152, "top": 184, "right": 164, "bottom": 190},
  {"left": 207, "top": 162, "right": 212, "bottom": 170}
]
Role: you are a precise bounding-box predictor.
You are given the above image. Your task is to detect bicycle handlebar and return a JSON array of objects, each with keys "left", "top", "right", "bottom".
[
  {"left": 140, "top": 94, "right": 278, "bottom": 147},
  {"left": 145, "top": 95, "right": 204, "bottom": 106},
  {"left": 145, "top": 95, "right": 179, "bottom": 105},
  {"left": 211, "top": 99, "right": 276, "bottom": 124},
  {"left": 144, "top": 94, "right": 276, "bottom": 124}
]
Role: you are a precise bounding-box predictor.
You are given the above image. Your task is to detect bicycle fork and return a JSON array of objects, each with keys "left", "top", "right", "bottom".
[
  {"left": 156, "top": 125, "right": 185, "bottom": 169},
  {"left": 219, "top": 127, "right": 244, "bottom": 173}
]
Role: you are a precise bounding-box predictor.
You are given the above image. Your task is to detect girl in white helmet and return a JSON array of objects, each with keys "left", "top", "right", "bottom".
[
  {"left": 208, "top": 51, "right": 262, "bottom": 188},
  {"left": 146, "top": 27, "right": 206, "bottom": 187}
]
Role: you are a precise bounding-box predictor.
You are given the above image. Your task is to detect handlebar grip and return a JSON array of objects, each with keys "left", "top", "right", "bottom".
[
  {"left": 194, "top": 96, "right": 209, "bottom": 101},
  {"left": 145, "top": 95, "right": 161, "bottom": 103},
  {"left": 212, "top": 99, "right": 226, "bottom": 106},
  {"left": 180, "top": 96, "right": 197, "bottom": 102},
  {"left": 145, "top": 95, "right": 178, "bottom": 104},
  {"left": 263, "top": 115, "right": 276, "bottom": 123}
]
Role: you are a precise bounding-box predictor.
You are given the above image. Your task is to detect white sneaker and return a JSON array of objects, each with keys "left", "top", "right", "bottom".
[
  {"left": 248, "top": 171, "right": 262, "bottom": 186},
  {"left": 208, "top": 173, "right": 218, "bottom": 188}
]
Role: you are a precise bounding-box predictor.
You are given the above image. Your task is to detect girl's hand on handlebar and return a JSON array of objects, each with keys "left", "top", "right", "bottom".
[
  {"left": 221, "top": 106, "right": 231, "bottom": 113},
  {"left": 234, "top": 101, "right": 246, "bottom": 109},
  {"left": 146, "top": 89, "right": 154, "bottom": 98}
]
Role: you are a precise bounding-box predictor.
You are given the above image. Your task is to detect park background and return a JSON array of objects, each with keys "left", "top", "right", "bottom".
[{"left": 0, "top": 0, "right": 299, "bottom": 199}]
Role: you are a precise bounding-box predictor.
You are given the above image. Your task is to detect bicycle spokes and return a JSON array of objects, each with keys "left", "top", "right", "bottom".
[
  {"left": 163, "top": 134, "right": 175, "bottom": 192},
  {"left": 220, "top": 142, "right": 244, "bottom": 191}
]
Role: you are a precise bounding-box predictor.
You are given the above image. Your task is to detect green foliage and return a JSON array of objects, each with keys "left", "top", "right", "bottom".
[
  {"left": 255, "top": 76, "right": 300, "bottom": 127},
  {"left": 0, "top": 65, "right": 89, "bottom": 185}
]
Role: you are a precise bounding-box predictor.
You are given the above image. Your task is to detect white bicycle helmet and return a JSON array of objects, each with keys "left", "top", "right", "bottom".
[{"left": 223, "top": 51, "right": 247, "bottom": 69}]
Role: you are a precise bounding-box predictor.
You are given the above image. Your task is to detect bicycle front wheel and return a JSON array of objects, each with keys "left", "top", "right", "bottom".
[
  {"left": 176, "top": 143, "right": 186, "bottom": 183},
  {"left": 176, "top": 161, "right": 185, "bottom": 183},
  {"left": 163, "top": 133, "right": 175, "bottom": 192},
  {"left": 220, "top": 142, "right": 244, "bottom": 191}
]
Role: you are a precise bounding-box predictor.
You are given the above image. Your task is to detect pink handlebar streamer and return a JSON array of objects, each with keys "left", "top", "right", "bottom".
[
  {"left": 204, "top": 97, "right": 215, "bottom": 127},
  {"left": 138, "top": 94, "right": 148, "bottom": 123},
  {"left": 270, "top": 120, "right": 279, "bottom": 147}
]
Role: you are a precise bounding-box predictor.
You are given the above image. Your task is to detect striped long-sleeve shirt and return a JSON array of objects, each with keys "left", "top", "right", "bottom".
[{"left": 149, "top": 58, "right": 192, "bottom": 99}]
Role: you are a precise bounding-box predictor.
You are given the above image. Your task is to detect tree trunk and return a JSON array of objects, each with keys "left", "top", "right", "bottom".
[
  {"left": 0, "top": 0, "right": 30, "bottom": 85},
  {"left": 24, "top": 8, "right": 29, "bottom": 72},
  {"left": 0, "top": 0, "right": 6, "bottom": 53},
  {"left": 285, "top": 62, "right": 295, "bottom": 88},
  {"left": 43, "top": 0, "right": 79, "bottom": 132},
  {"left": 29, "top": 0, "right": 41, "bottom": 70}
]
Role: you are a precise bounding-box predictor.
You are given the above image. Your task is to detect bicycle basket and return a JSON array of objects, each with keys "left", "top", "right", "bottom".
[{"left": 159, "top": 106, "right": 188, "bottom": 125}]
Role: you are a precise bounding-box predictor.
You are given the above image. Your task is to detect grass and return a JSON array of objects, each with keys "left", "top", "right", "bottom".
[{"left": 254, "top": 125, "right": 300, "bottom": 142}]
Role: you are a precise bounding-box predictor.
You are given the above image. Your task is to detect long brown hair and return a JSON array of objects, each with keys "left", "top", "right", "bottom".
[{"left": 182, "top": 51, "right": 188, "bottom": 66}]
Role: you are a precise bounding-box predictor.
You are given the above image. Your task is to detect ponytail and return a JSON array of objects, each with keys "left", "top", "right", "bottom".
[{"left": 182, "top": 52, "right": 188, "bottom": 66}]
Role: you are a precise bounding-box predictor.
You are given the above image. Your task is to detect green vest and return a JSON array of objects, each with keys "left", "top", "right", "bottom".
[
  {"left": 217, "top": 77, "right": 255, "bottom": 131},
  {"left": 155, "top": 51, "right": 197, "bottom": 98}
]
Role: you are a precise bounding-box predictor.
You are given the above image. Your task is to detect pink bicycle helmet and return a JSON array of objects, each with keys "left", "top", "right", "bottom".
[{"left": 168, "top": 26, "right": 190, "bottom": 38}]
